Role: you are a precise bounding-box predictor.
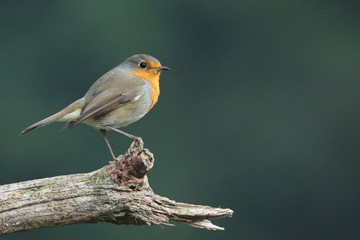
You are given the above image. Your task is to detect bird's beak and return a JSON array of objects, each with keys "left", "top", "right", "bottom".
[{"left": 153, "top": 66, "right": 170, "bottom": 73}]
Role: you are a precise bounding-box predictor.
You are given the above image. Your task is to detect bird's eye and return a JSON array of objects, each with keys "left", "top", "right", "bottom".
[{"left": 139, "top": 62, "right": 147, "bottom": 69}]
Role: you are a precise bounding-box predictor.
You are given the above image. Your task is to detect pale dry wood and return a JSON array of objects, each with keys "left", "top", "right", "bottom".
[{"left": 0, "top": 141, "right": 233, "bottom": 235}]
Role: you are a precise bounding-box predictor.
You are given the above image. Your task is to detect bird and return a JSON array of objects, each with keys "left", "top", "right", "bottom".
[{"left": 20, "top": 54, "right": 170, "bottom": 160}]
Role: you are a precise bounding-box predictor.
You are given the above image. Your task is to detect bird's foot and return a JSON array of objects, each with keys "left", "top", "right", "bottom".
[
  {"left": 129, "top": 137, "right": 144, "bottom": 150},
  {"left": 115, "top": 154, "right": 123, "bottom": 161}
]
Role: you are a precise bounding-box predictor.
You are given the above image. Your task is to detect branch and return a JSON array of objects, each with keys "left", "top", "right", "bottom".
[{"left": 0, "top": 140, "right": 233, "bottom": 235}]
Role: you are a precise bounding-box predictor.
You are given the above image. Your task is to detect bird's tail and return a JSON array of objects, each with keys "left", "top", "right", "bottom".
[{"left": 19, "top": 98, "right": 86, "bottom": 135}]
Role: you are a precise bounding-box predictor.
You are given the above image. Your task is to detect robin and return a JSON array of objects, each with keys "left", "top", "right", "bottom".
[{"left": 20, "top": 54, "right": 170, "bottom": 160}]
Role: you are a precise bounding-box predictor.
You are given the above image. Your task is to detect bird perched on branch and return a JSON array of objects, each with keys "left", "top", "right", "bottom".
[{"left": 20, "top": 54, "right": 170, "bottom": 160}]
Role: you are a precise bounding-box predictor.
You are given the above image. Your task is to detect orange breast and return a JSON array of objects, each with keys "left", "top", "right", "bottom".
[
  {"left": 144, "top": 74, "right": 160, "bottom": 110},
  {"left": 130, "top": 64, "right": 160, "bottom": 111}
]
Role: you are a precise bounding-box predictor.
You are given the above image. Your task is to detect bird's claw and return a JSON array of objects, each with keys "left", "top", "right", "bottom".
[{"left": 130, "top": 137, "right": 144, "bottom": 150}]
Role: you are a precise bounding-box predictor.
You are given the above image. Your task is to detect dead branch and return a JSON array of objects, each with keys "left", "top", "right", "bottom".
[{"left": 0, "top": 140, "right": 233, "bottom": 235}]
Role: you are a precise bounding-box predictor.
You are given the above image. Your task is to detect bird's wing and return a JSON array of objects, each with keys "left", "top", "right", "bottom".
[
  {"left": 66, "top": 68, "right": 148, "bottom": 129},
  {"left": 67, "top": 88, "right": 144, "bottom": 129}
]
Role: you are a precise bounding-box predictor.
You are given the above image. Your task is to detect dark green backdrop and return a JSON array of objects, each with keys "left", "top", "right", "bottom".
[{"left": 1, "top": 1, "right": 359, "bottom": 239}]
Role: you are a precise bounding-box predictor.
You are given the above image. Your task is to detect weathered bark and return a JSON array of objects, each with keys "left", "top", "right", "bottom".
[{"left": 0, "top": 140, "right": 233, "bottom": 235}]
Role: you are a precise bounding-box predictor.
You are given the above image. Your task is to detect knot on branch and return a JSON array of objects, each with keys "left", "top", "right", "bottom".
[{"left": 105, "top": 138, "right": 154, "bottom": 188}]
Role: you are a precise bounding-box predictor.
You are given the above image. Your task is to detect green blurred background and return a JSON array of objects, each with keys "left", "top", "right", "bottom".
[{"left": 1, "top": 1, "right": 360, "bottom": 239}]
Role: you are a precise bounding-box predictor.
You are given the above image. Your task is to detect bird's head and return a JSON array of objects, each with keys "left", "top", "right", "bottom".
[{"left": 121, "top": 54, "right": 170, "bottom": 83}]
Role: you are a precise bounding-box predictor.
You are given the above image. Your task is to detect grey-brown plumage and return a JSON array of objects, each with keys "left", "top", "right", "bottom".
[{"left": 20, "top": 54, "right": 169, "bottom": 159}]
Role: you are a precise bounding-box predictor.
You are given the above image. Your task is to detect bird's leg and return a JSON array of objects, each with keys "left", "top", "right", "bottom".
[
  {"left": 100, "top": 129, "right": 116, "bottom": 160},
  {"left": 105, "top": 126, "right": 143, "bottom": 149},
  {"left": 105, "top": 126, "right": 140, "bottom": 140}
]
